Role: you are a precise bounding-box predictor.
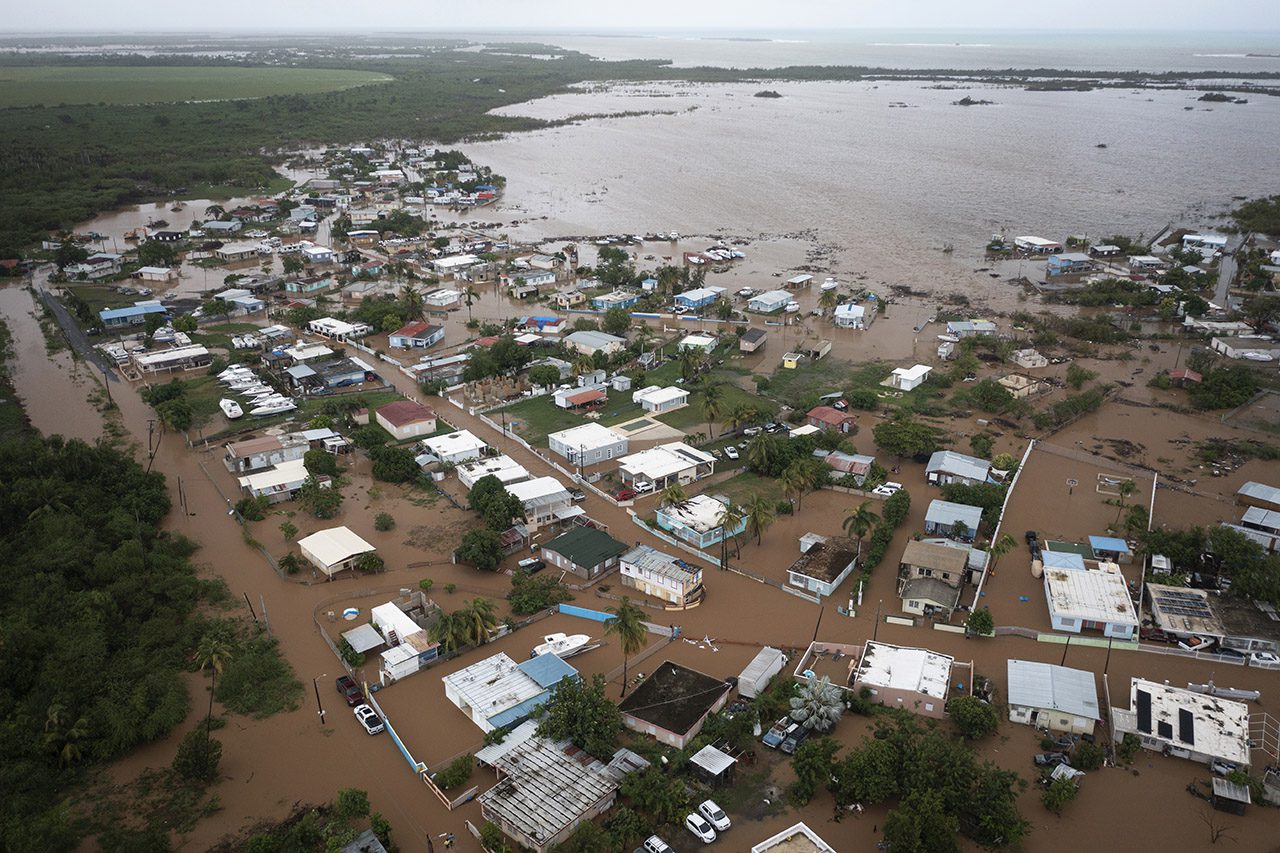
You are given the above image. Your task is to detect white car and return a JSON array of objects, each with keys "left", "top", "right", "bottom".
[
  {"left": 871, "top": 484, "right": 896, "bottom": 497},
  {"left": 724, "top": 446, "right": 739, "bottom": 460},
  {"left": 1250, "top": 651, "right": 1280, "bottom": 666},
  {"left": 684, "top": 813, "right": 717, "bottom": 844},
  {"left": 698, "top": 799, "right": 731, "bottom": 832},
  {"left": 353, "top": 703, "right": 385, "bottom": 735},
  {"left": 634, "top": 480, "right": 655, "bottom": 493},
  {"left": 643, "top": 836, "right": 672, "bottom": 853}
]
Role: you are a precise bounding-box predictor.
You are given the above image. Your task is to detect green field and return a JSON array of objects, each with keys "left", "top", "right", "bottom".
[{"left": 0, "top": 66, "right": 393, "bottom": 107}]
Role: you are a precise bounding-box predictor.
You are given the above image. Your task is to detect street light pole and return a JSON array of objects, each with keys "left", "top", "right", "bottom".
[{"left": 312, "top": 675, "right": 327, "bottom": 725}]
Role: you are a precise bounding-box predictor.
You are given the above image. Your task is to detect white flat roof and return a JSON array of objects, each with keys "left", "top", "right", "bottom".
[
  {"left": 443, "top": 652, "right": 542, "bottom": 719},
  {"left": 458, "top": 454, "right": 529, "bottom": 484},
  {"left": 633, "top": 385, "right": 687, "bottom": 406},
  {"left": 237, "top": 458, "right": 309, "bottom": 492},
  {"left": 371, "top": 601, "right": 423, "bottom": 643},
  {"left": 1043, "top": 564, "right": 1139, "bottom": 627},
  {"left": 892, "top": 364, "right": 932, "bottom": 381},
  {"left": 132, "top": 344, "right": 209, "bottom": 366},
  {"left": 422, "top": 429, "right": 487, "bottom": 457},
  {"left": 657, "top": 493, "right": 729, "bottom": 534},
  {"left": 297, "top": 526, "right": 375, "bottom": 568},
  {"left": 433, "top": 254, "right": 479, "bottom": 268},
  {"left": 618, "top": 442, "right": 713, "bottom": 480},
  {"left": 1128, "top": 679, "right": 1250, "bottom": 764},
  {"left": 855, "top": 641, "right": 953, "bottom": 700},
  {"left": 680, "top": 333, "right": 717, "bottom": 346},
  {"left": 506, "top": 476, "right": 570, "bottom": 506},
  {"left": 751, "top": 823, "right": 837, "bottom": 853},
  {"left": 548, "top": 421, "right": 626, "bottom": 451},
  {"left": 285, "top": 343, "right": 334, "bottom": 361}
]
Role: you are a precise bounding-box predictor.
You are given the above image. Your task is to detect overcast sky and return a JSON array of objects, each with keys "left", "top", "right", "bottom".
[{"left": 5, "top": 1, "right": 1278, "bottom": 34}]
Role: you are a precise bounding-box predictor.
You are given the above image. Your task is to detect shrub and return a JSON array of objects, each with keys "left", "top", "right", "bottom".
[
  {"left": 303, "top": 448, "right": 339, "bottom": 477},
  {"left": 374, "top": 512, "right": 395, "bottom": 531},
  {"left": 432, "top": 754, "right": 474, "bottom": 790},
  {"left": 418, "top": 578, "right": 434, "bottom": 593},
  {"left": 235, "top": 495, "right": 269, "bottom": 521},
  {"left": 278, "top": 553, "right": 302, "bottom": 575},
  {"left": 947, "top": 695, "right": 998, "bottom": 739},
  {"left": 1073, "top": 740, "right": 1104, "bottom": 771},
  {"left": 279, "top": 521, "right": 298, "bottom": 541},
  {"left": 173, "top": 728, "right": 221, "bottom": 783},
  {"left": 965, "top": 609, "right": 994, "bottom": 636},
  {"left": 1041, "top": 776, "right": 1078, "bottom": 814},
  {"left": 508, "top": 571, "right": 572, "bottom": 615}
]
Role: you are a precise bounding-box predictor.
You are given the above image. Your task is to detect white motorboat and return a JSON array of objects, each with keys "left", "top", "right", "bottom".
[
  {"left": 227, "top": 377, "right": 264, "bottom": 390},
  {"left": 250, "top": 399, "right": 297, "bottom": 417},
  {"left": 784, "top": 301, "right": 800, "bottom": 313},
  {"left": 218, "top": 366, "right": 252, "bottom": 380},
  {"left": 531, "top": 633, "right": 591, "bottom": 659},
  {"left": 820, "top": 277, "right": 839, "bottom": 291},
  {"left": 219, "top": 399, "right": 244, "bottom": 419},
  {"left": 248, "top": 394, "right": 289, "bottom": 407}
]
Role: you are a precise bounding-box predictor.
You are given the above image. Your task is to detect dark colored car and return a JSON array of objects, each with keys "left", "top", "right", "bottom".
[
  {"left": 1025, "top": 530, "right": 1038, "bottom": 545},
  {"left": 780, "top": 725, "right": 811, "bottom": 755},
  {"left": 1034, "top": 752, "right": 1069, "bottom": 767},
  {"left": 518, "top": 557, "right": 546, "bottom": 574},
  {"left": 336, "top": 675, "right": 365, "bottom": 707},
  {"left": 569, "top": 489, "right": 587, "bottom": 502}
]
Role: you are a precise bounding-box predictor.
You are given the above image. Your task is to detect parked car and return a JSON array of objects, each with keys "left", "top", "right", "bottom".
[
  {"left": 684, "top": 813, "right": 717, "bottom": 844},
  {"left": 614, "top": 487, "right": 637, "bottom": 501},
  {"left": 871, "top": 484, "right": 895, "bottom": 497},
  {"left": 569, "top": 488, "right": 586, "bottom": 502},
  {"left": 517, "top": 557, "right": 545, "bottom": 574},
  {"left": 1034, "top": 752, "right": 1069, "bottom": 767},
  {"left": 781, "top": 725, "right": 811, "bottom": 755},
  {"left": 1250, "top": 651, "right": 1280, "bottom": 666},
  {"left": 698, "top": 800, "right": 731, "bottom": 832},
  {"left": 764, "top": 422, "right": 783, "bottom": 433},
  {"left": 1211, "top": 759, "right": 1239, "bottom": 777},
  {"left": 642, "top": 836, "right": 672, "bottom": 853},
  {"left": 1025, "top": 530, "right": 1038, "bottom": 545},
  {"left": 1140, "top": 626, "right": 1172, "bottom": 644},
  {"left": 743, "top": 426, "right": 762, "bottom": 437},
  {"left": 336, "top": 675, "right": 364, "bottom": 707},
  {"left": 634, "top": 480, "right": 655, "bottom": 493},
  {"left": 725, "top": 446, "right": 740, "bottom": 460},
  {"left": 353, "top": 703, "right": 384, "bottom": 735},
  {"left": 1177, "top": 635, "right": 1216, "bottom": 652},
  {"left": 762, "top": 717, "right": 793, "bottom": 748}
]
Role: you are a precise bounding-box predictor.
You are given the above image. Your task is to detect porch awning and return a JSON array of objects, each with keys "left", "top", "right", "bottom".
[
  {"left": 553, "top": 506, "right": 586, "bottom": 521},
  {"left": 342, "top": 623, "right": 384, "bottom": 653}
]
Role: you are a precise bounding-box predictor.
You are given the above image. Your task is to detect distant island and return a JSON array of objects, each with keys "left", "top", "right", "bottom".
[
  {"left": 952, "top": 96, "right": 995, "bottom": 106},
  {"left": 1198, "top": 92, "right": 1249, "bottom": 104},
  {"left": 754, "top": 90, "right": 783, "bottom": 99}
]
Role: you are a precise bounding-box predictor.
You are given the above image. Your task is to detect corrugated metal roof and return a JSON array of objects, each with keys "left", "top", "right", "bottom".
[{"left": 1007, "top": 660, "right": 1100, "bottom": 720}]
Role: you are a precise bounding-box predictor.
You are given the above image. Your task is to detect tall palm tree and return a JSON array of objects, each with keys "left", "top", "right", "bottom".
[
  {"left": 678, "top": 347, "right": 702, "bottom": 383},
  {"left": 717, "top": 500, "right": 746, "bottom": 566},
  {"left": 44, "top": 702, "right": 89, "bottom": 768},
  {"left": 459, "top": 598, "right": 498, "bottom": 647},
  {"left": 747, "top": 433, "right": 780, "bottom": 472},
  {"left": 789, "top": 675, "right": 844, "bottom": 732},
  {"left": 842, "top": 500, "right": 880, "bottom": 554},
  {"left": 744, "top": 492, "right": 777, "bottom": 546},
  {"left": 986, "top": 533, "right": 1017, "bottom": 579},
  {"left": 429, "top": 609, "right": 464, "bottom": 653},
  {"left": 726, "top": 403, "right": 759, "bottom": 434},
  {"left": 1115, "top": 480, "right": 1136, "bottom": 524},
  {"left": 659, "top": 482, "right": 688, "bottom": 509},
  {"left": 572, "top": 353, "right": 595, "bottom": 378},
  {"left": 701, "top": 382, "right": 724, "bottom": 440},
  {"left": 818, "top": 288, "right": 838, "bottom": 314},
  {"left": 463, "top": 285, "right": 479, "bottom": 323},
  {"left": 399, "top": 285, "right": 424, "bottom": 321},
  {"left": 605, "top": 598, "right": 649, "bottom": 697},
  {"left": 192, "top": 634, "right": 234, "bottom": 757},
  {"left": 780, "top": 461, "right": 810, "bottom": 509}
]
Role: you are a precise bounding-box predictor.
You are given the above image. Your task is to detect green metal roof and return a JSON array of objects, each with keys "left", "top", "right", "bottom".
[{"left": 542, "top": 526, "right": 628, "bottom": 569}]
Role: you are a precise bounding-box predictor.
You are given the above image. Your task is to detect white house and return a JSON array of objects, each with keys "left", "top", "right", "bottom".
[
  {"left": 300, "top": 242, "right": 334, "bottom": 264},
  {"left": 506, "top": 476, "right": 573, "bottom": 529},
  {"left": 1006, "top": 660, "right": 1101, "bottom": 736},
  {"left": 833, "top": 303, "right": 867, "bottom": 329},
  {"left": 424, "top": 288, "right": 462, "bottom": 308},
  {"left": 1211, "top": 336, "right": 1280, "bottom": 361},
  {"left": 678, "top": 333, "right": 717, "bottom": 353},
  {"left": 418, "top": 429, "right": 488, "bottom": 465},
  {"left": 456, "top": 455, "right": 530, "bottom": 491},
  {"left": 748, "top": 290, "right": 792, "bottom": 314},
  {"left": 620, "top": 544, "right": 704, "bottom": 607},
  {"left": 223, "top": 433, "right": 310, "bottom": 473},
  {"left": 297, "top": 526, "right": 377, "bottom": 578},
  {"left": 430, "top": 254, "right": 480, "bottom": 276},
  {"left": 1111, "top": 678, "right": 1251, "bottom": 767},
  {"left": 786, "top": 536, "right": 859, "bottom": 599},
  {"left": 443, "top": 652, "right": 578, "bottom": 733},
  {"left": 547, "top": 422, "right": 628, "bottom": 466},
  {"left": 617, "top": 442, "right": 715, "bottom": 490},
  {"left": 237, "top": 458, "right": 316, "bottom": 504},
  {"left": 926, "top": 450, "right": 991, "bottom": 486},
  {"left": 883, "top": 364, "right": 932, "bottom": 391},
  {"left": 632, "top": 385, "right": 689, "bottom": 414},
  {"left": 308, "top": 317, "right": 371, "bottom": 341},
  {"left": 1043, "top": 561, "right": 1138, "bottom": 640},
  {"left": 135, "top": 266, "right": 178, "bottom": 283},
  {"left": 564, "top": 330, "right": 626, "bottom": 357},
  {"left": 851, "top": 641, "right": 956, "bottom": 720},
  {"left": 1012, "top": 348, "right": 1049, "bottom": 369},
  {"left": 1014, "top": 236, "right": 1063, "bottom": 253}
]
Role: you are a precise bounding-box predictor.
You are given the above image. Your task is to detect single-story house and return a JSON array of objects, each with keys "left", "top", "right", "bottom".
[
  {"left": 285, "top": 275, "right": 335, "bottom": 294},
  {"left": 833, "top": 303, "right": 866, "bottom": 329},
  {"left": 131, "top": 344, "right": 212, "bottom": 375},
  {"left": 215, "top": 241, "right": 266, "bottom": 262},
  {"left": 423, "top": 288, "right": 462, "bottom": 309},
  {"left": 946, "top": 320, "right": 997, "bottom": 338},
  {"left": 1111, "top": 678, "right": 1250, "bottom": 767},
  {"left": 388, "top": 321, "right": 446, "bottom": 350},
  {"left": 923, "top": 499, "right": 983, "bottom": 542},
  {"left": 678, "top": 332, "right": 718, "bottom": 353},
  {"left": 1089, "top": 244, "right": 1122, "bottom": 257},
  {"left": 375, "top": 400, "right": 437, "bottom": 441},
  {"left": 1043, "top": 561, "right": 1138, "bottom": 639},
  {"left": 926, "top": 450, "right": 992, "bottom": 486},
  {"left": 506, "top": 476, "right": 574, "bottom": 530},
  {"left": 1237, "top": 481, "right": 1280, "bottom": 513},
  {"left": 851, "top": 641, "right": 957, "bottom": 719},
  {"left": 897, "top": 540, "right": 968, "bottom": 618},
  {"left": 419, "top": 429, "right": 487, "bottom": 465},
  {"left": 620, "top": 545, "right": 704, "bottom": 607},
  {"left": 540, "top": 526, "right": 629, "bottom": 581},
  {"left": 632, "top": 385, "right": 689, "bottom": 414},
  {"left": 806, "top": 405, "right": 858, "bottom": 434},
  {"left": 223, "top": 433, "right": 310, "bottom": 473},
  {"left": 674, "top": 287, "right": 724, "bottom": 312},
  {"left": 1128, "top": 255, "right": 1166, "bottom": 272},
  {"left": 307, "top": 317, "right": 370, "bottom": 341},
  {"left": 619, "top": 662, "right": 731, "bottom": 749},
  {"left": 998, "top": 373, "right": 1045, "bottom": 399},
  {"left": 1014, "top": 236, "right": 1063, "bottom": 254},
  {"left": 1012, "top": 348, "right": 1049, "bottom": 369},
  {"left": 883, "top": 364, "right": 931, "bottom": 391},
  {"left": 552, "top": 385, "right": 607, "bottom": 410},
  {"left": 748, "top": 289, "right": 792, "bottom": 314},
  {"left": 564, "top": 330, "right": 626, "bottom": 357},
  {"left": 590, "top": 290, "right": 640, "bottom": 311},
  {"left": 99, "top": 301, "right": 168, "bottom": 328},
  {"left": 237, "top": 458, "right": 319, "bottom": 504},
  {"left": 617, "top": 442, "right": 715, "bottom": 490},
  {"left": 655, "top": 494, "right": 746, "bottom": 549},
  {"left": 787, "top": 535, "right": 859, "bottom": 598},
  {"left": 300, "top": 242, "right": 334, "bottom": 264},
  {"left": 820, "top": 450, "right": 875, "bottom": 485},
  {"left": 456, "top": 454, "right": 530, "bottom": 491},
  {"left": 739, "top": 327, "right": 767, "bottom": 352},
  {"left": 430, "top": 254, "right": 480, "bottom": 276},
  {"left": 547, "top": 422, "right": 628, "bottom": 466},
  {"left": 443, "top": 651, "right": 578, "bottom": 733},
  {"left": 298, "top": 526, "right": 377, "bottom": 578},
  {"left": 553, "top": 288, "right": 587, "bottom": 309},
  {"left": 1211, "top": 336, "right": 1280, "bottom": 361},
  {"left": 134, "top": 266, "right": 178, "bottom": 283},
  {"left": 1006, "top": 660, "right": 1100, "bottom": 736}
]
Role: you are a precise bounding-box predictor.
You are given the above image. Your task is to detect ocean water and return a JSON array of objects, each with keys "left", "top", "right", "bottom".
[{"left": 466, "top": 28, "right": 1280, "bottom": 74}]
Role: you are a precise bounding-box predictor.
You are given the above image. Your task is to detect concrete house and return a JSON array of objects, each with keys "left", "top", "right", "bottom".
[
  {"left": 897, "top": 540, "right": 968, "bottom": 618},
  {"left": 223, "top": 433, "right": 309, "bottom": 474},
  {"left": 619, "top": 662, "right": 731, "bottom": 749},
  {"left": 618, "top": 442, "right": 715, "bottom": 490},
  {"left": 1012, "top": 348, "right": 1049, "bottom": 369},
  {"left": 375, "top": 400, "right": 437, "bottom": 441},
  {"left": 298, "top": 526, "right": 377, "bottom": 578},
  {"left": 237, "top": 458, "right": 319, "bottom": 505},
  {"left": 620, "top": 544, "right": 704, "bottom": 607},
  {"left": 678, "top": 332, "right": 718, "bottom": 353},
  {"left": 564, "top": 330, "right": 626, "bottom": 357},
  {"left": 1013, "top": 236, "right": 1063, "bottom": 254},
  {"left": 99, "top": 302, "right": 168, "bottom": 328},
  {"left": 456, "top": 454, "right": 530, "bottom": 491},
  {"left": 1046, "top": 253, "right": 1094, "bottom": 277},
  {"left": 674, "top": 287, "right": 723, "bottom": 312},
  {"left": 655, "top": 494, "right": 746, "bottom": 549},
  {"left": 739, "top": 327, "right": 767, "bottom": 352},
  {"left": 547, "top": 423, "right": 628, "bottom": 466},
  {"left": 1111, "top": 678, "right": 1251, "bottom": 767},
  {"left": 1006, "top": 660, "right": 1100, "bottom": 736},
  {"left": 590, "top": 290, "right": 640, "bottom": 311},
  {"left": 926, "top": 450, "right": 991, "bottom": 486},
  {"left": 851, "top": 641, "right": 957, "bottom": 719},
  {"left": 806, "top": 405, "right": 858, "bottom": 434},
  {"left": 506, "top": 476, "right": 574, "bottom": 530},
  {"left": 833, "top": 303, "right": 867, "bottom": 329},
  {"left": 883, "top": 364, "right": 931, "bottom": 391},
  {"left": 946, "top": 320, "right": 997, "bottom": 338},
  {"left": 1043, "top": 561, "right": 1138, "bottom": 640},
  {"left": 787, "top": 536, "right": 859, "bottom": 599},
  {"left": 748, "top": 289, "right": 792, "bottom": 314},
  {"left": 632, "top": 385, "right": 689, "bottom": 414},
  {"left": 540, "top": 526, "right": 629, "bottom": 580},
  {"left": 443, "top": 652, "right": 578, "bottom": 733},
  {"left": 418, "top": 429, "right": 487, "bottom": 465},
  {"left": 388, "top": 321, "right": 445, "bottom": 349},
  {"left": 923, "top": 499, "right": 984, "bottom": 542}
]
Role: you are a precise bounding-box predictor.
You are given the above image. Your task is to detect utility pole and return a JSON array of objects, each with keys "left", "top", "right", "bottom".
[
  {"left": 873, "top": 599, "right": 882, "bottom": 641},
  {"left": 312, "top": 675, "right": 327, "bottom": 726}
]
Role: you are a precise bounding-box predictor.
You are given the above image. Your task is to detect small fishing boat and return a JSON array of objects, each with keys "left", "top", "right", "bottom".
[
  {"left": 784, "top": 301, "right": 800, "bottom": 313},
  {"left": 531, "top": 633, "right": 591, "bottom": 659},
  {"left": 219, "top": 399, "right": 244, "bottom": 419},
  {"left": 250, "top": 399, "right": 296, "bottom": 417},
  {"left": 820, "top": 277, "right": 839, "bottom": 291}
]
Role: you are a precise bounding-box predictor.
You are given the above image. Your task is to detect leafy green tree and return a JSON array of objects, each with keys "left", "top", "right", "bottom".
[
  {"left": 527, "top": 364, "right": 561, "bottom": 387},
  {"left": 947, "top": 696, "right": 998, "bottom": 739},
  {"left": 354, "top": 552, "right": 385, "bottom": 574},
  {"left": 370, "top": 445, "right": 419, "bottom": 483},
  {"left": 156, "top": 397, "right": 194, "bottom": 431},
  {"left": 1073, "top": 740, "right": 1105, "bottom": 771},
  {"left": 790, "top": 736, "right": 839, "bottom": 805},
  {"left": 605, "top": 598, "right": 649, "bottom": 697},
  {"left": 1190, "top": 366, "right": 1258, "bottom": 410},
  {"left": 885, "top": 789, "right": 959, "bottom": 853},
  {"left": 303, "top": 448, "right": 339, "bottom": 477},
  {"left": 299, "top": 476, "right": 343, "bottom": 518},
  {"left": 873, "top": 419, "right": 942, "bottom": 459},
  {"left": 1066, "top": 363, "right": 1098, "bottom": 390},
  {"left": 601, "top": 306, "right": 631, "bottom": 336},
  {"left": 468, "top": 474, "right": 524, "bottom": 530},
  {"left": 847, "top": 389, "right": 880, "bottom": 410},
  {"left": 1041, "top": 775, "right": 1078, "bottom": 814},
  {"left": 508, "top": 571, "right": 572, "bottom": 614},
  {"left": 619, "top": 767, "right": 689, "bottom": 826},
  {"left": 335, "top": 787, "right": 371, "bottom": 821},
  {"left": 137, "top": 240, "right": 178, "bottom": 267},
  {"left": 536, "top": 674, "right": 622, "bottom": 760},
  {"left": 969, "top": 432, "right": 994, "bottom": 458},
  {"left": 172, "top": 727, "right": 222, "bottom": 783},
  {"left": 965, "top": 608, "right": 994, "bottom": 636},
  {"left": 374, "top": 512, "right": 395, "bottom": 532},
  {"left": 831, "top": 737, "right": 900, "bottom": 806},
  {"left": 432, "top": 754, "right": 474, "bottom": 790},
  {"left": 457, "top": 528, "right": 505, "bottom": 570}
]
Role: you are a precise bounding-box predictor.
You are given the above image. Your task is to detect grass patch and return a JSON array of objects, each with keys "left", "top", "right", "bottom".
[
  {"left": 64, "top": 284, "right": 137, "bottom": 315},
  {"left": 493, "top": 395, "right": 590, "bottom": 447},
  {"left": 657, "top": 381, "right": 775, "bottom": 435},
  {"left": 214, "top": 627, "right": 302, "bottom": 718},
  {"left": 710, "top": 471, "right": 783, "bottom": 506},
  {"left": 762, "top": 358, "right": 891, "bottom": 408},
  {"left": 0, "top": 66, "right": 393, "bottom": 108}
]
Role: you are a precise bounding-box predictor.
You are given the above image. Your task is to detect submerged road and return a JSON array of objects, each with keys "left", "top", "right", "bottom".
[{"left": 1213, "top": 230, "right": 1249, "bottom": 307}]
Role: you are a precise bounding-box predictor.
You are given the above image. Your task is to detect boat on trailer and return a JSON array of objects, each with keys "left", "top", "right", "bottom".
[{"left": 531, "top": 633, "right": 592, "bottom": 659}]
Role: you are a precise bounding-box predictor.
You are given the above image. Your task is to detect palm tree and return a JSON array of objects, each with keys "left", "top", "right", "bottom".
[
  {"left": 572, "top": 353, "right": 595, "bottom": 378},
  {"left": 659, "top": 482, "right": 688, "bottom": 509},
  {"left": 678, "top": 347, "right": 703, "bottom": 383},
  {"left": 1115, "top": 480, "right": 1137, "bottom": 524},
  {"left": 399, "top": 285, "right": 424, "bottom": 321},
  {"left": 744, "top": 493, "right": 777, "bottom": 546},
  {"left": 818, "top": 288, "right": 838, "bottom": 314},
  {"left": 459, "top": 598, "right": 499, "bottom": 647},
  {"left": 747, "top": 433, "right": 780, "bottom": 472},
  {"left": 789, "top": 675, "right": 845, "bottom": 732},
  {"left": 701, "top": 382, "right": 724, "bottom": 440},
  {"left": 842, "top": 500, "right": 880, "bottom": 554},
  {"left": 717, "top": 500, "right": 746, "bottom": 566},
  {"left": 429, "top": 609, "right": 464, "bottom": 653},
  {"left": 726, "top": 403, "right": 759, "bottom": 434},
  {"left": 463, "top": 285, "right": 479, "bottom": 323},
  {"left": 780, "top": 461, "right": 810, "bottom": 509},
  {"left": 44, "top": 702, "right": 89, "bottom": 768},
  {"left": 986, "top": 533, "right": 1017, "bottom": 579},
  {"left": 192, "top": 634, "right": 234, "bottom": 759},
  {"left": 605, "top": 598, "right": 649, "bottom": 697}
]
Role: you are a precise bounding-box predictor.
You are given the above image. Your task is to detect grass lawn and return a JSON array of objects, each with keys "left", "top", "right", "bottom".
[
  {"left": 492, "top": 395, "right": 587, "bottom": 447},
  {"left": 657, "top": 381, "right": 773, "bottom": 434},
  {"left": 709, "top": 471, "right": 784, "bottom": 507},
  {"left": 66, "top": 285, "right": 137, "bottom": 315},
  {"left": 0, "top": 66, "right": 393, "bottom": 108},
  {"left": 191, "top": 322, "right": 265, "bottom": 350},
  {"left": 761, "top": 359, "right": 893, "bottom": 408}
]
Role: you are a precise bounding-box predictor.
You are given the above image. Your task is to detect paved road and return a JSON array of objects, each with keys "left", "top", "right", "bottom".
[
  {"left": 30, "top": 272, "right": 119, "bottom": 376},
  {"left": 1213, "top": 231, "right": 1249, "bottom": 306}
]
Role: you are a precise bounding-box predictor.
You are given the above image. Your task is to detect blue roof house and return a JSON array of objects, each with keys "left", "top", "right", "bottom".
[
  {"left": 674, "top": 287, "right": 722, "bottom": 312},
  {"left": 442, "top": 651, "right": 579, "bottom": 733},
  {"left": 99, "top": 302, "right": 168, "bottom": 328}
]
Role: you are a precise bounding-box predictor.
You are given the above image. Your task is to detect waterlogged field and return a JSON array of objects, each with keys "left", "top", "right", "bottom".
[{"left": 0, "top": 65, "right": 393, "bottom": 107}]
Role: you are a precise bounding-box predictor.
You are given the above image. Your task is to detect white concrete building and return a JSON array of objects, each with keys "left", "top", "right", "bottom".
[
  {"left": 237, "top": 458, "right": 316, "bottom": 504},
  {"left": 632, "top": 385, "right": 689, "bottom": 414},
  {"left": 456, "top": 455, "right": 530, "bottom": 491},
  {"left": 506, "top": 476, "right": 573, "bottom": 529},
  {"left": 443, "top": 651, "right": 578, "bottom": 733},
  {"left": 1043, "top": 561, "right": 1138, "bottom": 640},
  {"left": 1111, "top": 678, "right": 1251, "bottom": 766},
  {"left": 617, "top": 442, "right": 715, "bottom": 490},
  {"left": 563, "top": 330, "right": 626, "bottom": 357},
  {"left": 852, "top": 641, "right": 955, "bottom": 720},
  {"left": 884, "top": 364, "right": 931, "bottom": 391},
  {"left": 748, "top": 289, "right": 792, "bottom": 313},
  {"left": 678, "top": 332, "right": 717, "bottom": 353},
  {"left": 547, "top": 422, "right": 628, "bottom": 466},
  {"left": 298, "top": 526, "right": 376, "bottom": 578},
  {"left": 833, "top": 303, "right": 867, "bottom": 329},
  {"left": 1006, "top": 659, "right": 1101, "bottom": 735},
  {"left": 418, "top": 429, "right": 487, "bottom": 465}
]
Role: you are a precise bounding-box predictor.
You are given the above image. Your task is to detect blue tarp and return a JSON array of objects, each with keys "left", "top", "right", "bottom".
[
  {"left": 1043, "top": 551, "right": 1087, "bottom": 571},
  {"left": 1088, "top": 535, "right": 1132, "bottom": 555}
]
